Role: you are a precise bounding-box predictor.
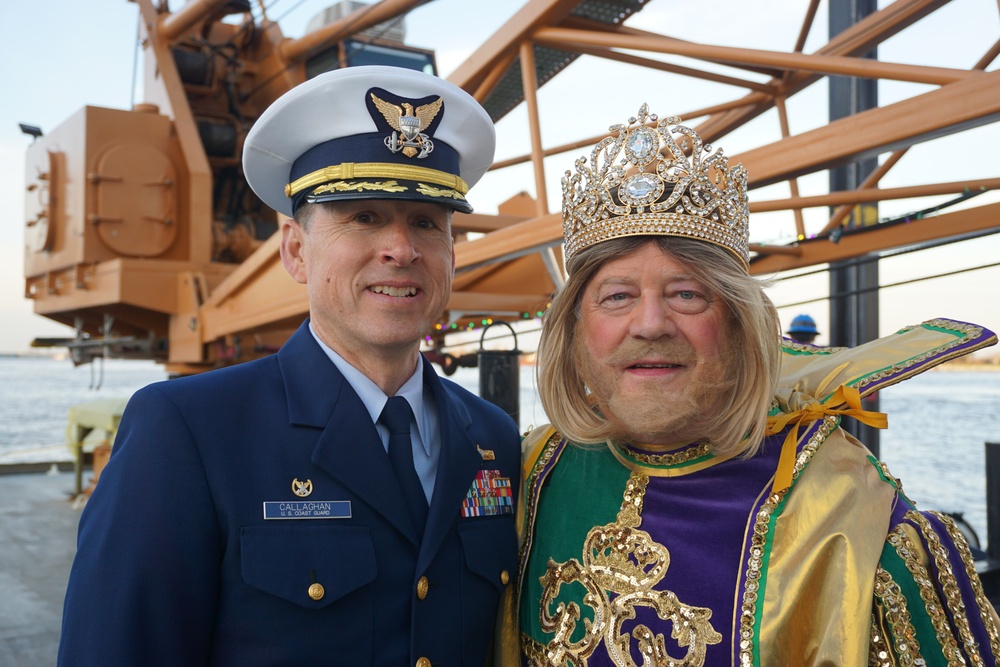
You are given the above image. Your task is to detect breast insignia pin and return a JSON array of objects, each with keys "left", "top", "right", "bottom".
[
  {"left": 292, "top": 478, "right": 313, "bottom": 497},
  {"left": 476, "top": 445, "right": 495, "bottom": 461}
]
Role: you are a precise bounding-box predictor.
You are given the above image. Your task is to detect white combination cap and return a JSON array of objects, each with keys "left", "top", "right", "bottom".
[{"left": 243, "top": 65, "right": 496, "bottom": 217}]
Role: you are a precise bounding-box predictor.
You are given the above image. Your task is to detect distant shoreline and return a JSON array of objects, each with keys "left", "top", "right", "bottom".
[{"left": 935, "top": 361, "right": 1000, "bottom": 372}]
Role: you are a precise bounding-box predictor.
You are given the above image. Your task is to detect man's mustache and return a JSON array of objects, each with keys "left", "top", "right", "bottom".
[{"left": 601, "top": 341, "right": 699, "bottom": 368}]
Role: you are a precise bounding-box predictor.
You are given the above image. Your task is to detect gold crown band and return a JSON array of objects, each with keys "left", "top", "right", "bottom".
[
  {"left": 285, "top": 162, "right": 469, "bottom": 198},
  {"left": 564, "top": 212, "right": 749, "bottom": 268}
]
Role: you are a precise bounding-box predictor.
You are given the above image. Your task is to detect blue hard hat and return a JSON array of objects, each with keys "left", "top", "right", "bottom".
[{"left": 787, "top": 314, "right": 819, "bottom": 335}]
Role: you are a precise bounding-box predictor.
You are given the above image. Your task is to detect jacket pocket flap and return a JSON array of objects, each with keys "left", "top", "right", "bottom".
[
  {"left": 458, "top": 518, "right": 517, "bottom": 590},
  {"left": 241, "top": 524, "right": 377, "bottom": 608}
]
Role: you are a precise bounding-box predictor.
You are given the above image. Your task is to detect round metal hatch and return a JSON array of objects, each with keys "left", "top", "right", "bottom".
[{"left": 92, "top": 143, "right": 178, "bottom": 257}]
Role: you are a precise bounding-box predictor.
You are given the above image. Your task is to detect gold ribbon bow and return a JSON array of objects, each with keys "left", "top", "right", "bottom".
[{"left": 765, "top": 363, "right": 887, "bottom": 495}]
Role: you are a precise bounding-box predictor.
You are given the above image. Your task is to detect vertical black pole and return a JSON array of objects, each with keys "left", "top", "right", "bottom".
[
  {"left": 986, "top": 442, "right": 1000, "bottom": 562},
  {"left": 828, "top": 0, "right": 881, "bottom": 456}
]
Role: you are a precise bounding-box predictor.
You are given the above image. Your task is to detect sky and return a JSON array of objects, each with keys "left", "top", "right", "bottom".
[{"left": 1, "top": 0, "right": 998, "bottom": 353}]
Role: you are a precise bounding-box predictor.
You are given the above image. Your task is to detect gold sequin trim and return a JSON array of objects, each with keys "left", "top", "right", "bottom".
[
  {"left": 871, "top": 564, "right": 923, "bottom": 666},
  {"left": 887, "top": 524, "right": 965, "bottom": 666},
  {"left": 536, "top": 472, "right": 722, "bottom": 666},
  {"left": 522, "top": 634, "right": 548, "bottom": 666},
  {"left": 618, "top": 441, "right": 712, "bottom": 467},
  {"left": 517, "top": 431, "right": 565, "bottom": 613},
  {"left": 872, "top": 459, "right": 915, "bottom": 506},
  {"left": 875, "top": 460, "right": 901, "bottom": 489},
  {"left": 780, "top": 339, "right": 844, "bottom": 355},
  {"left": 908, "top": 511, "right": 986, "bottom": 666},
  {"left": 932, "top": 511, "right": 1000, "bottom": 660},
  {"left": 737, "top": 416, "right": 836, "bottom": 666},
  {"left": 869, "top": 610, "right": 894, "bottom": 667}
]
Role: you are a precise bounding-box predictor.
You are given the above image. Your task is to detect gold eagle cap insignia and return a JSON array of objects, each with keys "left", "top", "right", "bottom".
[
  {"left": 370, "top": 92, "right": 443, "bottom": 158},
  {"left": 370, "top": 93, "right": 443, "bottom": 133}
]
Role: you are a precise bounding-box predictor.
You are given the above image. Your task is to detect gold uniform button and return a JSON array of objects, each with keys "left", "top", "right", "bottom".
[
  {"left": 416, "top": 576, "right": 429, "bottom": 600},
  {"left": 416, "top": 658, "right": 431, "bottom": 667},
  {"left": 307, "top": 583, "right": 325, "bottom": 601},
  {"left": 500, "top": 569, "right": 510, "bottom": 585}
]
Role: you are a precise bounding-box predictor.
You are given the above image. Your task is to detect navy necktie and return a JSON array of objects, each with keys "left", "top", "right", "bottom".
[{"left": 379, "top": 396, "right": 428, "bottom": 538}]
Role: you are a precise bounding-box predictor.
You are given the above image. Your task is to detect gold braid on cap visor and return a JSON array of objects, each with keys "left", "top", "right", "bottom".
[{"left": 285, "top": 162, "right": 470, "bottom": 198}]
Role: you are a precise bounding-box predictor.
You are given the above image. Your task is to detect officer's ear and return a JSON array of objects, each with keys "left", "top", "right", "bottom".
[{"left": 280, "top": 216, "right": 308, "bottom": 284}]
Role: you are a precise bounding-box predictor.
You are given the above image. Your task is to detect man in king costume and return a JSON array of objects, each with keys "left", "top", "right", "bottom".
[{"left": 499, "top": 104, "right": 1000, "bottom": 666}]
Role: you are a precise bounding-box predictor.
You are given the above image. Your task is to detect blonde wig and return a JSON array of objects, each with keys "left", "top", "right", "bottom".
[{"left": 537, "top": 236, "right": 781, "bottom": 457}]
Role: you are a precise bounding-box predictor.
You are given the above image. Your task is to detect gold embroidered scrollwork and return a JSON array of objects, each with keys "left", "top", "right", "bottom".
[
  {"left": 310, "top": 180, "right": 408, "bottom": 195},
  {"left": 537, "top": 472, "right": 722, "bottom": 666},
  {"left": 416, "top": 182, "right": 464, "bottom": 200}
]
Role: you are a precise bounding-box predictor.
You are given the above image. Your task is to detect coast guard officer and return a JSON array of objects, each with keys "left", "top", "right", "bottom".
[{"left": 58, "top": 66, "right": 520, "bottom": 666}]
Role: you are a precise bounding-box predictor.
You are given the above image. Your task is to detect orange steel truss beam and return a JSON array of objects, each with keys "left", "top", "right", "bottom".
[
  {"left": 544, "top": 42, "right": 780, "bottom": 93},
  {"left": 773, "top": 96, "right": 805, "bottom": 238},
  {"left": 448, "top": 0, "right": 580, "bottom": 91},
  {"left": 692, "top": 0, "right": 952, "bottom": 143},
  {"left": 736, "top": 69, "right": 1000, "bottom": 188},
  {"left": 531, "top": 26, "right": 972, "bottom": 86},
  {"left": 791, "top": 0, "right": 822, "bottom": 55},
  {"left": 749, "top": 202, "right": 1000, "bottom": 275},
  {"left": 519, "top": 40, "right": 550, "bottom": 216},
  {"left": 821, "top": 150, "right": 909, "bottom": 235},
  {"left": 750, "top": 178, "right": 1000, "bottom": 214}
]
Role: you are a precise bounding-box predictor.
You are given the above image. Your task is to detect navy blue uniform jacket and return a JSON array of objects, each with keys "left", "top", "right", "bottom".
[{"left": 58, "top": 323, "right": 520, "bottom": 666}]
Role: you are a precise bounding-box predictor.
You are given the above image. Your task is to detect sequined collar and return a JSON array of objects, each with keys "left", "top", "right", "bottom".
[{"left": 608, "top": 439, "right": 738, "bottom": 477}]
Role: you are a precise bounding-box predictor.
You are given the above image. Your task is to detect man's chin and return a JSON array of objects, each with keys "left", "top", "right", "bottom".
[{"left": 603, "top": 395, "right": 700, "bottom": 444}]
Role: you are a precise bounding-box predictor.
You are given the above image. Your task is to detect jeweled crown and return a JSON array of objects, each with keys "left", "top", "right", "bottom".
[{"left": 561, "top": 104, "right": 750, "bottom": 269}]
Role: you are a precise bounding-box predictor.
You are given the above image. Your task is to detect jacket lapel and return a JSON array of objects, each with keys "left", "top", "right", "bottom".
[
  {"left": 418, "top": 357, "right": 483, "bottom": 571},
  {"left": 278, "top": 322, "right": 420, "bottom": 545}
]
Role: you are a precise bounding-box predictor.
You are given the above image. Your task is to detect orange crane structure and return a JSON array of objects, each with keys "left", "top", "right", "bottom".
[{"left": 22, "top": 0, "right": 1000, "bottom": 374}]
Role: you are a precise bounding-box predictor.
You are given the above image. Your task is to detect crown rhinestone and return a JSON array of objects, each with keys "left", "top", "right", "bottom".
[
  {"left": 623, "top": 173, "right": 661, "bottom": 201},
  {"left": 561, "top": 104, "right": 750, "bottom": 269}
]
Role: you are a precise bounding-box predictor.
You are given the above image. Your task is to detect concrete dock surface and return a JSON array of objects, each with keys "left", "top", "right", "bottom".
[{"left": 0, "top": 468, "right": 79, "bottom": 666}]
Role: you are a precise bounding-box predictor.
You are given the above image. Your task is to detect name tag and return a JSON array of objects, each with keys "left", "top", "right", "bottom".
[{"left": 263, "top": 501, "right": 352, "bottom": 520}]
